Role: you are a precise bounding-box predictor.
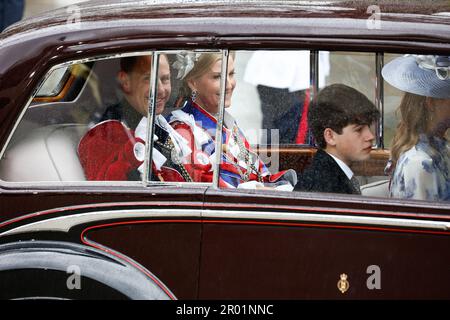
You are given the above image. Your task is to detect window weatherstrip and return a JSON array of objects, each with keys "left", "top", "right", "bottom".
[
  {"left": 212, "top": 50, "right": 229, "bottom": 189},
  {"left": 0, "top": 51, "right": 156, "bottom": 186}
]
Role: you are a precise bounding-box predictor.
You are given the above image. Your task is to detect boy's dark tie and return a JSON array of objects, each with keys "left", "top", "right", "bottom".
[{"left": 350, "top": 176, "right": 361, "bottom": 195}]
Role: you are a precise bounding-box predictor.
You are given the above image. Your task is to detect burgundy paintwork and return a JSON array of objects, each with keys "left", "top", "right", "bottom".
[
  {"left": 84, "top": 210, "right": 450, "bottom": 299},
  {"left": 0, "top": 0, "right": 450, "bottom": 299}
]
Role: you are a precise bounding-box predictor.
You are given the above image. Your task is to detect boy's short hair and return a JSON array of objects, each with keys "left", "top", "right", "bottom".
[{"left": 309, "top": 83, "right": 380, "bottom": 148}]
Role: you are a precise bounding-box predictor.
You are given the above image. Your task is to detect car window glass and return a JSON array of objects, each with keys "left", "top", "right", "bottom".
[
  {"left": 35, "top": 66, "right": 71, "bottom": 98},
  {"left": 230, "top": 50, "right": 325, "bottom": 146},
  {"left": 383, "top": 53, "right": 404, "bottom": 149},
  {"left": 218, "top": 50, "right": 391, "bottom": 197},
  {"left": 0, "top": 58, "right": 113, "bottom": 182},
  {"left": 217, "top": 50, "right": 313, "bottom": 190},
  {"left": 321, "top": 51, "right": 376, "bottom": 102},
  {"left": 151, "top": 51, "right": 223, "bottom": 185},
  {"left": 320, "top": 51, "right": 387, "bottom": 188},
  {"left": 382, "top": 52, "right": 450, "bottom": 203}
]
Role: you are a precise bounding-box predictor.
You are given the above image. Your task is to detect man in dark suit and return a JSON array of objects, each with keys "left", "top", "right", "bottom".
[{"left": 294, "top": 84, "right": 380, "bottom": 194}]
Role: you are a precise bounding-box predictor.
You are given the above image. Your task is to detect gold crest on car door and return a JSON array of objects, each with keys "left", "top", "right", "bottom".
[{"left": 337, "top": 273, "right": 349, "bottom": 294}]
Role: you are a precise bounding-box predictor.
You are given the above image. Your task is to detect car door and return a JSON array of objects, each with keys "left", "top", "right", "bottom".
[{"left": 199, "top": 49, "right": 450, "bottom": 299}]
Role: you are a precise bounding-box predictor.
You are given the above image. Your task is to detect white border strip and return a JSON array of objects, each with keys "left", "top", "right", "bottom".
[{"left": 0, "top": 209, "right": 202, "bottom": 236}]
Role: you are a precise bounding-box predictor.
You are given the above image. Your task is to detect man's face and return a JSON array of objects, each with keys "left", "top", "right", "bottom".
[
  {"left": 327, "top": 123, "right": 375, "bottom": 165},
  {"left": 121, "top": 55, "right": 171, "bottom": 116},
  {"left": 156, "top": 55, "right": 171, "bottom": 115}
]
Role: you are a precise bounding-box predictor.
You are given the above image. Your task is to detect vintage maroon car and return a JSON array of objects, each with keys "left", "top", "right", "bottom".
[{"left": 0, "top": 0, "right": 449, "bottom": 300}]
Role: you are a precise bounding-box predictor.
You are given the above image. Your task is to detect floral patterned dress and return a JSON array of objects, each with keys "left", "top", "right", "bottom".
[{"left": 390, "top": 134, "right": 450, "bottom": 201}]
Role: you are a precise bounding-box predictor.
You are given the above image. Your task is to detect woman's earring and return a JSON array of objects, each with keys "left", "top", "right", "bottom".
[{"left": 191, "top": 90, "right": 198, "bottom": 102}]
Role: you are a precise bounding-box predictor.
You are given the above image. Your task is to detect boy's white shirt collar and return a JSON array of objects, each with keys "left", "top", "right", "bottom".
[{"left": 326, "top": 151, "right": 354, "bottom": 180}]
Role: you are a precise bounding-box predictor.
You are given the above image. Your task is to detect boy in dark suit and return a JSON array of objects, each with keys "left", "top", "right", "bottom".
[{"left": 294, "top": 84, "right": 380, "bottom": 194}]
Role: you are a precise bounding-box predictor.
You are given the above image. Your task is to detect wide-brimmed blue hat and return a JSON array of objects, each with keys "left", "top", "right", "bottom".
[{"left": 382, "top": 55, "right": 450, "bottom": 99}]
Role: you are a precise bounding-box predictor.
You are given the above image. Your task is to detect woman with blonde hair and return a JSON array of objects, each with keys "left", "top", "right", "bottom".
[
  {"left": 168, "top": 52, "right": 296, "bottom": 189},
  {"left": 382, "top": 55, "right": 450, "bottom": 201}
]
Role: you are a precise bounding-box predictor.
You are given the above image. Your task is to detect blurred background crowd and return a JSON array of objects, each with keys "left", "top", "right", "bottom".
[{"left": 1, "top": 0, "right": 88, "bottom": 32}]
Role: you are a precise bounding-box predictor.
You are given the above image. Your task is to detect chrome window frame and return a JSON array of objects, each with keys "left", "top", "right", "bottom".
[
  {"left": 309, "top": 50, "right": 319, "bottom": 145},
  {"left": 375, "top": 52, "right": 385, "bottom": 149}
]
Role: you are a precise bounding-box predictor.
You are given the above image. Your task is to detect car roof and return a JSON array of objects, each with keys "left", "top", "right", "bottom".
[{"left": 2, "top": 0, "right": 450, "bottom": 45}]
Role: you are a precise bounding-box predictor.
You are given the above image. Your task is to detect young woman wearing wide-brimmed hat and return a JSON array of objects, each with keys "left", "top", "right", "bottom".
[{"left": 382, "top": 55, "right": 450, "bottom": 201}]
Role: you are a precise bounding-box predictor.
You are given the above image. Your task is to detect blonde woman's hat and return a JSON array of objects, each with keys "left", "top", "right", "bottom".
[{"left": 382, "top": 55, "right": 450, "bottom": 99}]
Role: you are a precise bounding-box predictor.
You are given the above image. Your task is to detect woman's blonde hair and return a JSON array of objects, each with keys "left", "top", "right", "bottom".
[
  {"left": 390, "top": 92, "right": 431, "bottom": 165},
  {"left": 177, "top": 52, "right": 235, "bottom": 102}
]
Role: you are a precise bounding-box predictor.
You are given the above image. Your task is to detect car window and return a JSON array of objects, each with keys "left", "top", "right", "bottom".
[
  {"left": 320, "top": 51, "right": 385, "bottom": 188},
  {"left": 0, "top": 51, "right": 226, "bottom": 186},
  {"left": 218, "top": 50, "right": 316, "bottom": 190},
  {"left": 218, "top": 49, "right": 449, "bottom": 204},
  {"left": 219, "top": 50, "right": 378, "bottom": 191},
  {"left": 381, "top": 52, "right": 450, "bottom": 202},
  {"left": 384, "top": 53, "right": 450, "bottom": 147}
]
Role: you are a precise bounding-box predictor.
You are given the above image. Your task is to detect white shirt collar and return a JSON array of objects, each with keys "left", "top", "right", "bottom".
[{"left": 326, "top": 152, "right": 354, "bottom": 180}]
